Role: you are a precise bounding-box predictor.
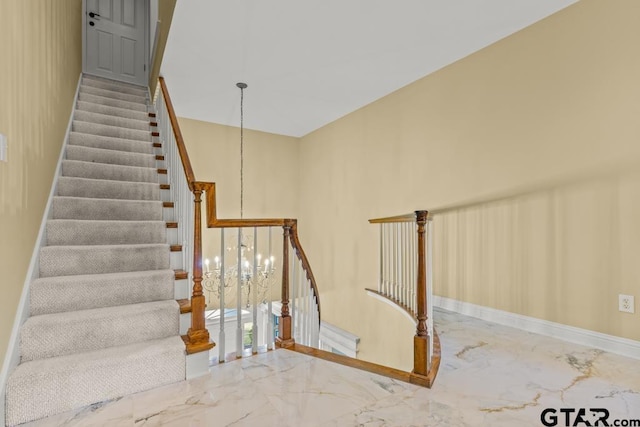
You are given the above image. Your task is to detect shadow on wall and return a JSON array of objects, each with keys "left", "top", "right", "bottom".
[{"left": 433, "top": 160, "right": 640, "bottom": 342}]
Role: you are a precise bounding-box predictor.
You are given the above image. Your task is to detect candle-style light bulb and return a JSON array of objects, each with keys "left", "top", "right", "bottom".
[{"left": 205, "top": 258, "right": 210, "bottom": 273}]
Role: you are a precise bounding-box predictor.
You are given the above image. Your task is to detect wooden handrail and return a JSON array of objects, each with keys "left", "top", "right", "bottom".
[
  {"left": 159, "top": 78, "right": 320, "bottom": 356},
  {"left": 199, "top": 181, "right": 322, "bottom": 342},
  {"left": 158, "top": 82, "right": 211, "bottom": 355},
  {"left": 289, "top": 221, "right": 321, "bottom": 324},
  {"left": 369, "top": 213, "right": 417, "bottom": 224},
  {"left": 158, "top": 76, "right": 196, "bottom": 190},
  {"left": 369, "top": 209, "right": 438, "bottom": 387}
]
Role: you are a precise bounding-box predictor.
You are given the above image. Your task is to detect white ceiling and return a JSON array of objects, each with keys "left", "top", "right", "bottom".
[{"left": 161, "top": 0, "right": 578, "bottom": 138}]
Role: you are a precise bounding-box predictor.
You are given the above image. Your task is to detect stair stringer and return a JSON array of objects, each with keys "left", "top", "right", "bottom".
[
  {"left": 149, "top": 100, "right": 210, "bottom": 380},
  {"left": 0, "top": 74, "right": 83, "bottom": 427}
]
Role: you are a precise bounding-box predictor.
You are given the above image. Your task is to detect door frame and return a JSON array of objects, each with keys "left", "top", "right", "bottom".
[{"left": 82, "top": 0, "right": 151, "bottom": 86}]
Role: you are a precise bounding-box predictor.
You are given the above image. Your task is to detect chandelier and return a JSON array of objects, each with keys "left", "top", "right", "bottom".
[
  {"left": 202, "top": 82, "right": 278, "bottom": 307},
  {"left": 203, "top": 232, "right": 277, "bottom": 307}
]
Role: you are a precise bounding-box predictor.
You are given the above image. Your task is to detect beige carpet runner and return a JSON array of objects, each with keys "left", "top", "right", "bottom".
[{"left": 5, "top": 75, "right": 185, "bottom": 426}]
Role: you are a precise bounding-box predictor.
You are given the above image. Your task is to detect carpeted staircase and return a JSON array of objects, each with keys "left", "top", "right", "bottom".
[{"left": 5, "top": 75, "right": 186, "bottom": 426}]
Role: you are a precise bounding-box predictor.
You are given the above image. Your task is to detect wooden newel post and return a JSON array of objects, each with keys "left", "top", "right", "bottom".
[
  {"left": 276, "top": 223, "right": 294, "bottom": 348},
  {"left": 186, "top": 184, "right": 215, "bottom": 354},
  {"left": 411, "top": 210, "right": 430, "bottom": 384}
]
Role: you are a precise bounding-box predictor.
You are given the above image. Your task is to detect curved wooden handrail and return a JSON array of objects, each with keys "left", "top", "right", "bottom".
[
  {"left": 158, "top": 79, "right": 321, "bottom": 357},
  {"left": 158, "top": 76, "right": 196, "bottom": 190},
  {"left": 369, "top": 213, "right": 417, "bottom": 224},
  {"left": 289, "top": 221, "right": 322, "bottom": 324},
  {"left": 199, "top": 182, "right": 322, "bottom": 327}
]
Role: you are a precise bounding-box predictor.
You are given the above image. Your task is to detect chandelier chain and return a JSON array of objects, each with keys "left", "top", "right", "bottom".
[{"left": 239, "top": 85, "right": 244, "bottom": 219}]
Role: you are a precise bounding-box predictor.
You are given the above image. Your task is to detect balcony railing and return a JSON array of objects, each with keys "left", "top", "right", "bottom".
[{"left": 369, "top": 211, "right": 440, "bottom": 386}]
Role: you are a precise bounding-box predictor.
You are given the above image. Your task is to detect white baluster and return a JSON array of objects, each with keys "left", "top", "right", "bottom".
[
  {"left": 303, "top": 267, "right": 308, "bottom": 346},
  {"left": 236, "top": 229, "right": 243, "bottom": 357},
  {"left": 252, "top": 227, "right": 258, "bottom": 354},
  {"left": 291, "top": 243, "right": 296, "bottom": 342},
  {"left": 412, "top": 222, "right": 417, "bottom": 315},
  {"left": 427, "top": 217, "right": 434, "bottom": 368},
  {"left": 403, "top": 222, "right": 408, "bottom": 307},
  {"left": 379, "top": 225, "right": 383, "bottom": 294},
  {"left": 267, "top": 227, "right": 274, "bottom": 350},
  {"left": 219, "top": 228, "right": 226, "bottom": 362}
]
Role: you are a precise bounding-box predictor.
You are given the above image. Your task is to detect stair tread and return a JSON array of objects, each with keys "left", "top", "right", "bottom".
[
  {"left": 66, "top": 144, "right": 156, "bottom": 168},
  {"left": 42, "top": 242, "right": 170, "bottom": 249},
  {"left": 46, "top": 218, "right": 167, "bottom": 246},
  {"left": 21, "top": 300, "right": 180, "bottom": 362},
  {"left": 24, "top": 299, "right": 178, "bottom": 326},
  {"left": 52, "top": 196, "right": 163, "bottom": 221},
  {"left": 62, "top": 159, "right": 159, "bottom": 183},
  {"left": 69, "top": 131, "right": 154, "bottom": 153},
  {"left": 76, "top": 100, "right": 151, "bottom": 122},
  {"left": 74, "top": 109, "right": 152, "bottom": 131},
  {"left": 6, "top": 336, "right": 185, "bottom": 426},
  {"left": 80, "top": 85, "right": 147, "bottom": 104},
  {"left": 78, "top": 92, "right": 148, "bottom": 112},
  {"left": 31, "top": 269, "right": 176, "bottom": 316},
  {"left": 39, "top": 243, "right": 170, "bottom": 277},
  {"left": 33, "top": 268, "right": 176, "bottom": 283},
  {"left": 73, "top": 120, "right": 153, "bottom": 142},
  {"left": 82, "top": 74, "right": 148, "bottom": 92},
  {"left": 57, "top": 176, "right": 161, "bottom": 201}
]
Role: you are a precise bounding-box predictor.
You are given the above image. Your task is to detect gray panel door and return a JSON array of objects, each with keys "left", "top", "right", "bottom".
[{"left": 85, "top": 0, "right": 148, "bottom": 86}]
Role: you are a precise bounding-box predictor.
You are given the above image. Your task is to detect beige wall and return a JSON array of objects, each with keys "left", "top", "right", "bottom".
[
  {"left": 0, "top": 1, "right": 82, "bottom": 361},
  {"left": 298, "top": 0, "right": 640, "bottom": 370},
  {"left": 149, "top": 0, "right": 177, "bottom": 94},
  {"left": 178, "top": 117, "right": 300, "bottom": 307}
]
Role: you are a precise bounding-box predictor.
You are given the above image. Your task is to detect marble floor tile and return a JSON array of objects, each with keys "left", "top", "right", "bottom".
[{"left": 20, "top": 308, "right": 640, "bottom": 426}]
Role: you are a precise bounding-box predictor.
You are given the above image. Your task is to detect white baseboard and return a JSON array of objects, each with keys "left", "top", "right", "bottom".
[
  {"left": 433, "top": 295, "right": 640, "bottom": 360},
  {"left": 0, "top": 74, "right": 82, "bottom": 427}
]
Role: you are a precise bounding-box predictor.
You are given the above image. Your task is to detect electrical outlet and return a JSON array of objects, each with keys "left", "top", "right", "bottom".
[
  {"left": 619, "top": 294, "right": 635, "bottom": 314},
  {"left": 0, "top": 133, "right": 6, "bottom": 162}
]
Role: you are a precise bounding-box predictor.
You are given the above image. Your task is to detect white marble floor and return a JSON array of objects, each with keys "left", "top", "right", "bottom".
[{"left": 21, "top": 308, "right": 640, "bottom": 426}]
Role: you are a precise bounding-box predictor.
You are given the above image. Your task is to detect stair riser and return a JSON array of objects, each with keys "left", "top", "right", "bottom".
[
  {"left": 74, "top": 110, "right": 151, "bottom": 131},
  {"left": 46, "top": 220, "right": 167, "bottom": 246},
  {"left": 73, "top": 120, "right": 152, "bottom": 142},
  {"left": 175, "top": 277, "right": 190, "bottom": 300},
  {"left": 163, "top": 206, "right": 175, "bottom": 222},
  {"left": 6, "top": 337, "right": 185, "bottom": 426},
  {"left": 82, "top": 74, "right": 148, "bottom": 95},
  {"left": 21, "top": 301, "right": 179, "bottom": 361},
  {"left": 166, "top": 227, "right": 178, "bottom": 245},
  {"left": 80, "top": 85, "right": 147, "bottom": 104},
  {"left": 66, "top": 145, "right": 156, "bottom": 168},
  {"left": 78, "top": 92, "right": 147, "bottom": 112},
  {"left": 77, "top": 100, "right": 150, "bottom": 122},
  {"left": 180, "top": 313, "right": 190, "bottom": 335},
  {"left": 30, "top": 270, "right": 175, "bottom": 316},
  {"left": 51, "top": 197, "right": 163, "bottom": 221},
  {"left": 69, "top": 132, "right": 154, "bottom": 154},
  {"left": 170, "top": 250, "right": 184, "bottom": 271},
  {"left": 62, "top": 160, "right": 158, "bottom": 183},
  {"left": 39, "top": 244, "right": 170, "bottom": 277},
  {"left": 57, "top": 177, "right": 160, "bottom": 201}
]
